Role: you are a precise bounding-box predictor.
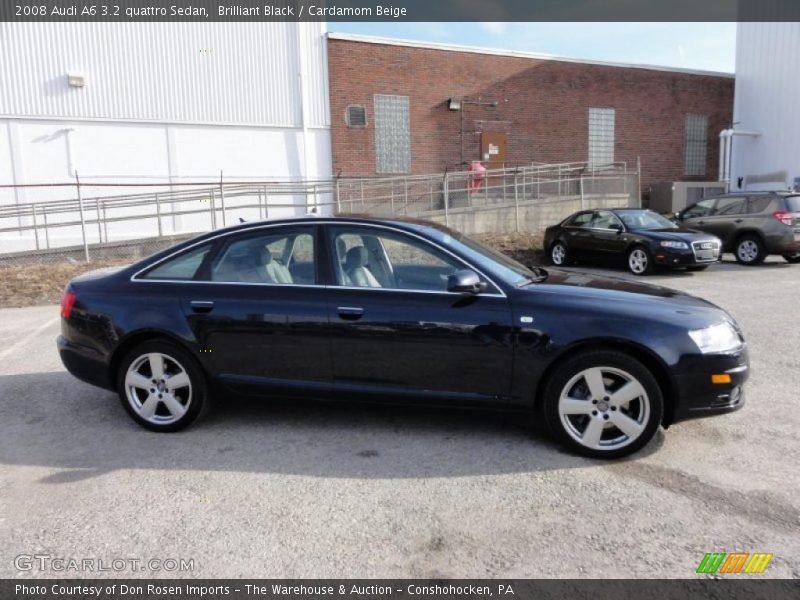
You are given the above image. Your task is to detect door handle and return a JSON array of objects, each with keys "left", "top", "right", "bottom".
[
  {"left": 337, "top": 306, "right": 364, "bottom": 320},
  {"left": 734, "top": 219, "right": 743, "bottom": 223},
  {"left": 698, "top": 220, "right": 706, "bottom": 225},
  {"left": 190, "top": 300, "right": 215, "bottom": 313}
]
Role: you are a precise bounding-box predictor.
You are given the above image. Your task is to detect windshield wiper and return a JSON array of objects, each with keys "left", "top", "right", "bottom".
[{"left": 516, "top": 266, "right": 549, "bottom": 287}]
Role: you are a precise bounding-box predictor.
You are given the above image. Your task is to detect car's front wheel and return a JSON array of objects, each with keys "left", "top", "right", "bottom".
[
  {"left": 735, "top": 234, "right": 766, "bottom": 265},
  {"left": 543, "top": 350, "right": 663, "bottom": 459},
  {"left": 783, "top": 252, "right": 800, "bottom": 264},
  {"left": 549, "top": 241, "right": 570, "bottom": 266},
  {"left": 627, "top": 245, "right": 653, "bottom": 275},
  {"left": 117, "top": 340, "right": 208, "bottom": 432}
]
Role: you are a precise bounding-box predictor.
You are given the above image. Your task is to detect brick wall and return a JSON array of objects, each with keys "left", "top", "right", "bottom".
[{"left": 328, "top": 37, "right": 734, "bottom": 192}]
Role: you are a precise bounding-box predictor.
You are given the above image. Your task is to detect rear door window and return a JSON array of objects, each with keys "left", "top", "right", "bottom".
[
  {"left": 682, "top": 199, "right": 715, "bottom": 218},
  {"left": 566, "top": 212, "right": 594, "bottom": 227},
  {"left": 746, "top": 196, "right": 773, "bottom": 214},
  {"left": 714, "top": 197, "right": 747, "bottom": 216}
]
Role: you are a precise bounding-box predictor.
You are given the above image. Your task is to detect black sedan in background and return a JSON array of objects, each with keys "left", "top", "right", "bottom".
[
  {"left": 544, "top": 208, "right": 722, "bottom": 275},
  {"left": 58, "top": 216, "right": 748, "bottom": 458}
]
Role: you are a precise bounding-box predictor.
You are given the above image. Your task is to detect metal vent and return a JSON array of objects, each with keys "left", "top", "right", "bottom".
[{"left": 346, "top": 105, "right": 367, "bottom": 128}]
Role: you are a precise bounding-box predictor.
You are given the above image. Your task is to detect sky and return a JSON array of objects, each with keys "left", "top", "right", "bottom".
[{"left": 328, "top": 23, "right": 737, "bottom": 73}]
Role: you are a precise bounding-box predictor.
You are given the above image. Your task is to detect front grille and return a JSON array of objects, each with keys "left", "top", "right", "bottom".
[{"left": 691, "top": 240, "right": 721, "bottom": 262}]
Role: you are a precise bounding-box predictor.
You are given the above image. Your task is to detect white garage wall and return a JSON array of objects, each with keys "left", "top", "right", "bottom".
[
  {"left": 0, "top": 22, "right": 332, "bottom": 251},
  {"left": 731, "top": 23, "right": 800, "bottom": 191}
]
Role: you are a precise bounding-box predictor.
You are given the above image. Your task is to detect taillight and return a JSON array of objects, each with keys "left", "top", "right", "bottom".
[
  {"left": 773, "top": 211, "right": 793, "bottom": 226},
  {"left": 60, "top": 290, "right": 76, "bottom": 319}
]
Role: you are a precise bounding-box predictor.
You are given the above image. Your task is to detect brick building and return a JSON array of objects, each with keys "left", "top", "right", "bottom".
[{"left": 327, "top": 33, "right": 734, "bottom": 191}]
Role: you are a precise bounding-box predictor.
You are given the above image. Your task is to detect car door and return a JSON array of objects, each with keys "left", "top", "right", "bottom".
[
  {"left": 324, "top": 224, "right": 515, "bottom": 405},
  {"left": 176, "top": 224, "right": 332, "bottom": 398},
  {"left": 678, "top": 198, "right": 717, "bottom": 233},
  {"left": 561, "top": 211, "right": 596, "bottom": 260},
  {"left": 586, "top": 210, "right": 626, "bottom": 257},
  {"left": 699, "top": 196, "right": 747, "bottom": 245}
]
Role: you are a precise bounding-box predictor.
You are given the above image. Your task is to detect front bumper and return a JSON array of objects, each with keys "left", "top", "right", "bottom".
[
  {"left": 58, "top": 335, "right": 114, "bottom": 391},
  {"left": 670, "top": 346, "right": 749, "bottom": 424},
  {"left": 654, "top": 242, "right": 721, "bottom": 268}
]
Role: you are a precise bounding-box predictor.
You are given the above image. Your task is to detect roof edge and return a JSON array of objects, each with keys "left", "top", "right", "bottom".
[{"left": 327, "top": 32, "right": 734, "bottom": 79}]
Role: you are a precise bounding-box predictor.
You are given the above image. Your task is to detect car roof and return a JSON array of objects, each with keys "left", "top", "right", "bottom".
[{"left": 194, "top": 214, "right": 447, "bottom": 238}]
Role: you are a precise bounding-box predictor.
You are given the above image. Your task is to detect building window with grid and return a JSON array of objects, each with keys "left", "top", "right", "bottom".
[
  {"left": 588, "top": 108, "right": 615, "bottom": 169},
  {"left": 374, "top": 94, "right": 411, "bottom": 174},
  {"left": 683, "top": 114, "right": 708, "bottom": 176}
]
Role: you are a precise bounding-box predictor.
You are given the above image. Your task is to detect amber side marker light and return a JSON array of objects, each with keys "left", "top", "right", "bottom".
[{"left": 711, "top": 374, "right": 732, "bottom": 384}]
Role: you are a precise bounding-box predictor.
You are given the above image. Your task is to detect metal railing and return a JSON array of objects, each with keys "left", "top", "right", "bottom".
[{"left": 0, "top": 161, "right": 640, "bottom": 263}]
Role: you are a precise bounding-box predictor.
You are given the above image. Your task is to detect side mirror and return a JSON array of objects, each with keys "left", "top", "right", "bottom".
[
  {"left": 447, "top": 269, "right": 487, "bottom": 294},
  {"left": 609, "top": 223, "right": 623, "bottom": 233},
  {"left": 673, "top": 211, "right": 682, "bottom": 220}
]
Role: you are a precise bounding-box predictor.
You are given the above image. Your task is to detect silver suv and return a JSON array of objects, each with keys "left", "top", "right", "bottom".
[{"left": 676, "top": 192, "right": 800, "bottom": 265}]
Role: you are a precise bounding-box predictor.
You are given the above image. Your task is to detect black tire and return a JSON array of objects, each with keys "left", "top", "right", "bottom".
[
  {"left": 549, "top": 240, "right": 571, "bottom": 266},
  {"left": 116, "top": 339, "right": 209, "bottom": 432},
  {"left": 542, "top": 349, "right": 663, "bottom": 459},
  {"left": 734, "top": 234, "right": 766, "bottom": 265},
  {"left": 686, "top": 265, "right": 709, "bottom": 272},
  {"left": 627, "top": 245, "right": 654, "bottom": 276},
  {"left": 783, "top": 252, "right": 800, "bottom": 264}
]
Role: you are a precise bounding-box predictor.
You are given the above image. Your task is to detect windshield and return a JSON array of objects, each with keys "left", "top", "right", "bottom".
[
  {"left": 785, "top": 195, "right": 800, "bottom": 212},
  {"left": 427, "top": 227, "right": 539, "bottom": 287},
  {"left": 616, "top": 210, "right": 678, "bottom": 230}
]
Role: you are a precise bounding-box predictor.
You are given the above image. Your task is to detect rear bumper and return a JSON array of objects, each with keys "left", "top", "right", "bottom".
[
  {"left": 58, "top": 335, "right": 114, "bottom": 391},
  {"left": 764, "top": 229, "right": 798, "bottom": 254},
  {"left": 670, "top": 346, "right": 749, "bottom": 424}
]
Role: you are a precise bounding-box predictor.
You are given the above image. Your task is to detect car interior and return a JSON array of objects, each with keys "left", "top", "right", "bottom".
[
  {"left": 211, "top": 232, "right": 315, "bottom": 285},
  {"left": 332, "top": 230, "right": 460, "bottom": 291}
]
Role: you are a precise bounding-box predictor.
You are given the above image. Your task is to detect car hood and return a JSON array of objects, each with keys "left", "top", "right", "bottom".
[
  {"left": 519, "top": 269, "right": 733, "bottom": 328},
  {"left": 634, "top": 228, "right": 718, "bottom": 242}
]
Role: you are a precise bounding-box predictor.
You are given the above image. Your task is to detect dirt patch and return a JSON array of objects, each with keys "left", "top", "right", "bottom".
[
  {"left": 474, "top": 232, "right": 545, "bottom": 269},
  {"left": 0, "top": 233, "right": 546, "bottom": 309},
  {"left": 0, "top": 259, "right": 131, "bottom": 309}
]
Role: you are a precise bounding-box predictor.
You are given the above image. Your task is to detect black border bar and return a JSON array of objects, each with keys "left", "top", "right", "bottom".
[
  {"left": 2, "top": 0, "right": 800, "bottom": 22},
  {"left": 4, "top": 580, "right": 800, "bottom": 600}
]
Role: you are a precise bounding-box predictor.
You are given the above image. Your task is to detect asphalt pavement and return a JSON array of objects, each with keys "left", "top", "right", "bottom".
[{"left": 1, "top": 256, "right": 798, "bottom": 578}]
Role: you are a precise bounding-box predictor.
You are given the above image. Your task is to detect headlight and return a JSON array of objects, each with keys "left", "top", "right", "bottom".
[
  {"left": 660, "top": 240, "right": 688, "bottom": 249},
  {"left": 688, "top": 322, "right": 742, "bottom": 354}
]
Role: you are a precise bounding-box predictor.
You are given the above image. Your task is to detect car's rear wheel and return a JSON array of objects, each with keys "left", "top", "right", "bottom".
[
  {"left": 543, "top": 350, "right": 663, "bottom": 459},
  {"left": 550, "top": 241, "right": 570, "bottom": 266},
  {"left": 627, "top": 246, "right": 653, "bottom": 275},
  {"left": 117, "top": 340, "right": 208, "bottom": 432},
  {"left": 783, "top": 252, "right": 800, "bottom": 264},
  {"left": 735, "top": 234, "right": 766, "bottom": 265}
]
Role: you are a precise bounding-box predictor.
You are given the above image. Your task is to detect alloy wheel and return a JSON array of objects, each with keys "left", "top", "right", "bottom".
[
  {"left": 737, "top": 239, "right": 759, "bottom": 263},
  {"left": 124, "top": 352, "right": 192, "bottom": 425},
  {"left": 551, "top": 243, "right": 567, "bottom": 265},
  {"left": 558, "top": 366, "right": 650, "bottom": 452},
  {"left": 628, "top": 249, "right": 649, "bottom": 274}
]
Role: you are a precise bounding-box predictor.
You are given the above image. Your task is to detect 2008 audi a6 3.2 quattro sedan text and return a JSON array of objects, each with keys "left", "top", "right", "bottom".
[{"left": 58, "top": 216, "right": 749, "bottom": 458}]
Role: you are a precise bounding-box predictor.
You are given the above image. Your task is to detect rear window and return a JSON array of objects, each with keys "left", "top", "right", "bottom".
[{"left": 785, "top": 196, "right": 800, "bottom": 212}]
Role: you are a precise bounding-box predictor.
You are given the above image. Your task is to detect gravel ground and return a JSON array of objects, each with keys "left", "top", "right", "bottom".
[{"left": 0, "top": 255, "right": 798, "bottom": 579}]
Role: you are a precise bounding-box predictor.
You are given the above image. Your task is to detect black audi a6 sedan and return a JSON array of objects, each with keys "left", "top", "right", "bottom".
[
  {"left": 544, "top": 208, "right": 722, "bottom": 275},
  {"left": 58, "top": 216, "right": 748, "bottom": 458}
]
